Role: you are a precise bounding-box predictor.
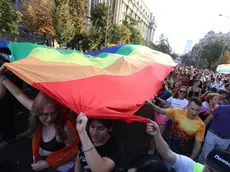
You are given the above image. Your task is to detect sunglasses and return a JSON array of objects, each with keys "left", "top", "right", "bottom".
[
  {"left": 179, "top": 90, "right": 186, "bottom": 93},
  {"left": 39, "top": 112, "right": 58, "bottom": 118}
]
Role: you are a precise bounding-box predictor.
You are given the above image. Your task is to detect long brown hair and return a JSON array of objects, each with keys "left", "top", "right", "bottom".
[
  {"left": 29, "top": 92, "right": 67, "bottom": 141},
  {"left": 173, "top": 85, "right": 188, "bottom": 99}
]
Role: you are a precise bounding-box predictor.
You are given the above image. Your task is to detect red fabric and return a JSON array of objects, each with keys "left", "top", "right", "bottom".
[
  {"left": 32, "top": 120, "right": 79, "bottom": 167},
  {"left": 32, "top": 62, "right": 173, "bottom": 123},
  {"left": 182, "top": 77, "right": 190, "bottom": 86}
]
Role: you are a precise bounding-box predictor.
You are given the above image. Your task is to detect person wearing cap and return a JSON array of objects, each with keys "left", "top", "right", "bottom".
[
  {"left": 198, "top": 105, "right": 230, "bottom": 164},
  {"left": 145, "top": 97, "right": 205, "bottom": 160},
  {"left": 146, "top": 120, "right": 230, "bottom": 172}
]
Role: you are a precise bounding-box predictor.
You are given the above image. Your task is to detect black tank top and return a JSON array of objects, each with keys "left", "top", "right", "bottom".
[
  {"left": 188, "top": 90, "right": 199, "bottom": 98},
  {"left": 40, "top": 136, "right": 65, "bottom": 152}
]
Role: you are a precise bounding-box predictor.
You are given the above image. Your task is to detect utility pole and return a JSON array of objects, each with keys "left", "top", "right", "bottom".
[
  {"left": 196, "top": 45, "right": 203, "bottom": 68},
  {"left": 104, "top": 5, "right": 110, "bottom": 48}
]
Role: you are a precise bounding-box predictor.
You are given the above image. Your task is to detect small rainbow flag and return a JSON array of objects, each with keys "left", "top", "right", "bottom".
[
  {"left": 216, "top": 64, "right": 230, "bottom": 74},
  {"left": 5, "top": 43, "right": 175, "bottom": 122}
]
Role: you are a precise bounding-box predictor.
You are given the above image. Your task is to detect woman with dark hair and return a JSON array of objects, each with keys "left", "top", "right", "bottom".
[
  {"left": 75, "top": 113, "right": 121, "bottom": 172},
  {"left": 171, "top": 80, "right": 183, "bottom": 95},
  {"left": 0, "top": 66, "right": 78, "bottom": 172},
  {"left": 187, "top": 80, "right": 202, "bottom": 99}
]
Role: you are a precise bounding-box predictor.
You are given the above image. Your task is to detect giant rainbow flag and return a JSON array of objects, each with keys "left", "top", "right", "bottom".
[{"left": 5, "top": 42, "right": 175, "bottom": 123}]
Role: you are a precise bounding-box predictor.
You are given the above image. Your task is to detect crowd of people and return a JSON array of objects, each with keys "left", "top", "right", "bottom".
[{"left": 0, "top": 51, "right": 230, "bottom": 172}]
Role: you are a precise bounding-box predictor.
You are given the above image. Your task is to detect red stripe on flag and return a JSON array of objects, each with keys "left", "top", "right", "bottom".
[{"left": 32, "top": 62, "right": 173, "bottom": 123}]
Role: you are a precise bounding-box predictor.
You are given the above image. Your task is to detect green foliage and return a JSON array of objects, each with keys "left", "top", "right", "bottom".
[
  {"left": 53, "top": 0, "right": 76, "bottom": 43},
  {"left": 0, "top": 0, "right": 21, "bottom": 34},
  {"left": 91, "top": 3, "right": 112, "bottom": 28},
  {"left": 110, "top": 24, "right": 131, "bottom": 44},
  {"left": 68, "top": 26, "right": 103, "bottom": 51},
  {"left": 123, "top": 15, "right": 143, "bottom": 44},
  {"left": 69, "top": 0, "right": 87, "bottom": 33},
  {"left": 220, "top": 51, "right": 230, "bottom": 64},
  {"left": 146, "top": 42, "right": 160, "bottom": 51},
  {"left": 198, "top": 38, "right": 230, "bottom": 69},
  {"left": 22, "top": 0, "right": 55, "bottom": 36},
  {"left": 123, "top": 15, "right": 138, "bottom": 27},
  {"left": 146, "top": 34, "right": 173, "bottom": 56},
  {"left": 156, "top": 34, "right": 172, "bottom": 54},
  {"left": 81, "top": 3, "right": 112, "bottom": 49}
]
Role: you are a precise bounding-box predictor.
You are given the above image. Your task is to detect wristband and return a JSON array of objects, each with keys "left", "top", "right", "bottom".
[{"left": 82, "top": 145, "right": 95, "bottom": 152}]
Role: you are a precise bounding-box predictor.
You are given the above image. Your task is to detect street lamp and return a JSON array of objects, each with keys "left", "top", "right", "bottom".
[
  {"left": 104, "top": 5, "right": 110, "bottom": 48},
  {"left": 196, "top": 45, "right": 203, "bottom": 68}
]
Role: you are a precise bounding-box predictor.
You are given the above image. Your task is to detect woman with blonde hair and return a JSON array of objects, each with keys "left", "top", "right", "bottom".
[{"left": 0, "top": 66, "right": 78, "bottom": 172}]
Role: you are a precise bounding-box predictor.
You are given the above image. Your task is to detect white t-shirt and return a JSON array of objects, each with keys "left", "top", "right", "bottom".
[
  {"left": 173, "top": 155, "right": 204, "bottom": 172},
  {"left": 173, "top": 155, "right": 195, "bottom": 172},
  {"left": 167, "top": 97, "right": 188, "bottom": 109}
]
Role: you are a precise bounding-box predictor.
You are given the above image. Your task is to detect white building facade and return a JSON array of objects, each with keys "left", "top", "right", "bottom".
[{"left": 88, "top": 0, "right": 156, "bottom": 43}]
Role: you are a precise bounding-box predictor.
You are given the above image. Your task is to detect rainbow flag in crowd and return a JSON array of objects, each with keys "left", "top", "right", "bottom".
[
  {"left": 5, "top": 42, "right": 175, "bottom": 122},
  {"left": 216, "top": 64, "right": 230, "bottom": 74}
]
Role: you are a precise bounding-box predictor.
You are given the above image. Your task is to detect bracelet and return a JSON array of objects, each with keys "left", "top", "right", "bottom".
[{"left": 82, "top": 145, "right": 95, "bottom": 152}]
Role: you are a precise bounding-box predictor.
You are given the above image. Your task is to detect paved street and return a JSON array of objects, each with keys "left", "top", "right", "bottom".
[
  {"left": 0, "top": 137, "right": 33, "bottom": 172},
  {"left": 0, "top": 109, "right": 33, "bottom": 172}
]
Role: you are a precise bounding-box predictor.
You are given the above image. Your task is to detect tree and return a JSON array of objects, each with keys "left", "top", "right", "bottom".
[
  {"left": 22, "top": 0, "right": 55, "bottom": 37},
  {"left": 90, "top": 3, "right": 112, "bottom": 28},
  {"left": 53, "top": 0, "right": 76, "bottom": 43},
  {"left": 155, "top": 34, "right": 172, "bottom": 55},
  {"left": 146, "top": 42, "right": 160, "bottom": 51},
  {"left": 110, "top": 24, "right": 131, "bottom": 44},
  {"left": 90, "top": 3, "right": 113, "bottom": 48},
  {"left": 198, "top": 38, "right": 229, "bottom": 69},
  {"left": 123, "top": 15, "right": 143, "bottom": 44},
  {"left": 68, "top": 26, "right": 104, "bottom": 51},
  {"left": 0, "top": 0, "right": 21, "bottom": 33},
  {"left": 69, "top": 0, "right": 87, "bottom": 34},
  {"left": 220, "top": 51, "right": 230, "bottom": 64}
]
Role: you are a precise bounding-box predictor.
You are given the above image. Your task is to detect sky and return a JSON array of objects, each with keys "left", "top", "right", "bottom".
[{"left": 144, "top": 0, "right": 230, "bottom": 54}]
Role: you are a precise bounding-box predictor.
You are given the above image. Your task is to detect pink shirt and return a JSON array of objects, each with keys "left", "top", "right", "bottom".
[{"left": 154, "top": 113, "right": 169, "bottom": 125}]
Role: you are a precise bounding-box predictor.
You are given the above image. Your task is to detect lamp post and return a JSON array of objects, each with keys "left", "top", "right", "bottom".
[
  {"left": 104, "top": 5, "right": 110, "bottom": 48},
  {"left": 196, "top": 45, "right": 203, "bottom": 68}
]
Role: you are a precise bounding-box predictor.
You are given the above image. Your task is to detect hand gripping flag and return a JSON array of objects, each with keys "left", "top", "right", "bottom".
[{"left": 5, "top": 42, "right": 175, "bottom": 123}]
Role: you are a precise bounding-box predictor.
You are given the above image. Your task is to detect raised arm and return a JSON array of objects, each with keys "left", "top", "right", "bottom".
[
  {"left": 155, "top": 97, "right": 170, "bottom": 107},
  {"left": 76, "top": 113, "right": 115, "bottom": 172},
  {"left": 0, "top": 79, "right": 6, "bottom": 99},
  {"left": 74, "top": 154, "right": 82, "bottom": 172},
  {"left": 145, "top": 100, "right": 166, "bottom": 114},
  {"left": 146, "top": 120, "right": 177, "bottom": 165},
  {"left": 0, "top": 66, "right": 33, "bottom": 110}
]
